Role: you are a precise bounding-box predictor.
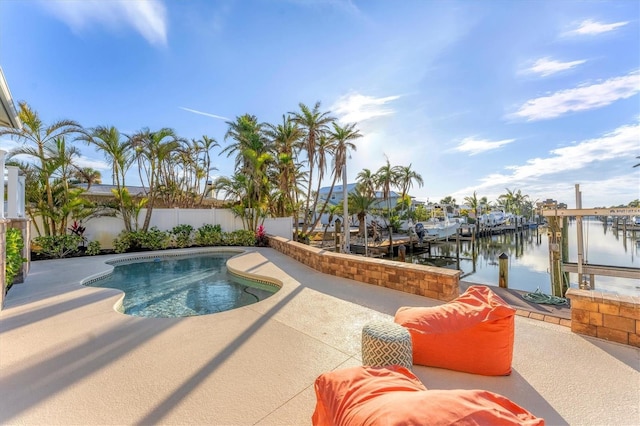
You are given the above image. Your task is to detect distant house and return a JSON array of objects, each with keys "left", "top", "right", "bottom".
[
  {"left": 317, "top": 183, "right": 403, "bottom": 210},
  {"left": 76, "top": 183, "right": 224, "bottom": 208},
  {"left": 75, "top": 184, "right": 148, "bottom": 204}
]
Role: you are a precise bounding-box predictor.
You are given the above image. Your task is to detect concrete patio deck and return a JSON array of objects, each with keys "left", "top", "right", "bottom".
[{"left": 1, "top": 247, "right": 638, "bottom": 425}]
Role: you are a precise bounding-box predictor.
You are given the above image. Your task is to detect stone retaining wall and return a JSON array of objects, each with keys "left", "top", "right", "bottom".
[
  {"left": 567, "top": 288, "right": 640, "bottom": 347},
  {"left": 268, "top": 236, "right": 460, "bottom": 302}
]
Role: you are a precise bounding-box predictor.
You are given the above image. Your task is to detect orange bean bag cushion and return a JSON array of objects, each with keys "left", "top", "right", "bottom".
[
  {"left": 312, "top": 365, "right": 544, "bottom": 426},
  {"left": 311, "top": 365, "right": 426, "bottom": 425},
  {"left": 394, "top": 285, "right": 515, "bottom": 376}
]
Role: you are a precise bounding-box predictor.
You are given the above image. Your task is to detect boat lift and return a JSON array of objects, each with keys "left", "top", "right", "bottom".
[{"left": 541, "top": 184, "right": 640, "bottom": 295}]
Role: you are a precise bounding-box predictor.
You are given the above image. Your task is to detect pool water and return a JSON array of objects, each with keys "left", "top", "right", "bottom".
[{"left": 89, "top": 254, "right": 279, "bottom": 317}]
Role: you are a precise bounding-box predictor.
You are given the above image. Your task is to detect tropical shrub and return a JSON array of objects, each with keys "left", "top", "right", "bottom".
[
  {"left": 86, "top": 240, "right": 102, "bottom": 255},
  {"left": 389, "top": 214, "right": 402, "bottom": 233},
  {"left": 5, "top": 228, "right": 25, "bottom": 293},
  {"left": 255, "top": 224, "right": 268, "bottom": 247},
  {"left": 194, "top": 224, "right": 223, "bottom": 246},
  {"left": 113, "top": 232, "right": 132, "bottom": 253},
  {"left": 104, "top": 224, "right": 258, "bottom": 255},
  {"left": 68, "top": 220, "right": 87, "bottom": 247},
  {"left": 33, "top": 234, "right": 83, "bottom": 259},
  {"left": 223, "top": 230, "right": 258, "bottom": 246},
  {"left": 295, "top": 231, "right": 310, "bottom": 244},
  {"left": 113, "top": 227, "right": 171, "bottom": 253},
  {"left": 171, "top": 224, "right": 194, "bottom": 248}
]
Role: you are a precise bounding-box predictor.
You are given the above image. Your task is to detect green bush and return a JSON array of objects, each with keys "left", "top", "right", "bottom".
[
  {"left": 113, "top": 231, "right": 133, "bottom": 253},
  {"left": 195, "top": 224, "right": 224, "bottom": 246},
  {"left": 171, "top": 224, "right": 194, "bottom": 248},
  {"left": 33, "top": 234, "right": 82, "bottom": 259},
  {"left": 113, "top": 227, "right": 171, "bottom": 253},
  {"left": 223, "top": 230, "right": 257, "bottom": 246},
  {"left": 110, "top": 224, "right": 258, "bottom": 254},
  {"left": 86, "top": 240, "right": 102, "bottom": 255},
  {"left": 5, "top": 228, "right": 25, "bottom": 293}
]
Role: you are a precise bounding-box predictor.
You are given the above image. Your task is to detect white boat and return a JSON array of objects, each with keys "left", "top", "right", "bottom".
[
  {"left": 480, "top": 209, "right": 510, "bottom": 227},
  {"left": 420, "top": 217, "right": 460, "bottom": 239}
]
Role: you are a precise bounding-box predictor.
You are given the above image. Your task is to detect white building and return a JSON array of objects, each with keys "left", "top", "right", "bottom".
[{"left": 317, "top": 183, "right": 403, "bottom": 210}]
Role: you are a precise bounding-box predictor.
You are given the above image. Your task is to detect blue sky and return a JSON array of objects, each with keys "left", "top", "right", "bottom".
[{"left": 1, "top": 0, "right": 638, "bottom": 208}]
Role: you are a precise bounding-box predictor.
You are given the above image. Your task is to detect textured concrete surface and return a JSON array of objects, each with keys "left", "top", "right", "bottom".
[{"left": 1, "top": 247, "right": 638, "bottom": 425}]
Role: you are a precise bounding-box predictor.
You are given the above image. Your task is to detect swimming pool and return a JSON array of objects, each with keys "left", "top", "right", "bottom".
[{"left": 87, "top": 253, "right": 280, "bottom": 317}]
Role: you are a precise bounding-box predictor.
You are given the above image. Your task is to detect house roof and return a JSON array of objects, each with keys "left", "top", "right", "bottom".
[
  {"left": 76, "top": 183, "right": 148, "bottom": 197},
  {"left": 0, "top": 67, "right": 21, "bottom": 129}
]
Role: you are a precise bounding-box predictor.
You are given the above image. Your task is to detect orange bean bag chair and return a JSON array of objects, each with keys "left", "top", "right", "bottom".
[
  {"left": 394, "top": 285, "right": 515, "bottom": 376},
  {"left": 312, "top": 365, "right": 544, "bottom": 426}
]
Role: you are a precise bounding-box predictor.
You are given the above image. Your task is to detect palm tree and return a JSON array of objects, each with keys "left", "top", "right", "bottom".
[
  {"left": 321, "top": 204, "right": 342, "bottom": 247},
  {"left": 349, "top": 185, "right": 377, "bottom": 237},
  {"left": 374, "top": 157, "right": 400, "bottom": 257},
  {"left": 0, "top": 102, "right": 83, "bottom": 235},
  {"left": 195, "top": 135, "right": 219, "bottom": 204},
  {"left": 439, "top": 196, "right": 456, "bottom": 215},
  {"left": 499, "top": 188, "right": 529, "bottom": 215},
  {"left": 72, "top": 167, "right": 102, "bottom": 190},
  {"left": 356, "top": 168, "right": 377, "bottom": 198},
  {"left": 464, "top": 191, "right": 480, "bottom": 234},
  {"left": 221, "top": 114, "right": 268, "bottom": 174},
  {"left": 129, "top": 127, "right": 181, "bottom": 231},
  {"left": 265, "top": 115, "right": 304, "bottom": 217},
  {"left": 212, "top": 168, "right": 269, "bottom": 231},
  {"left": 78, "top": 125, "right": 133, "bottom": 190},
  {"left": 290, "top": 102, "right": 335, "bottom": 235},
  {"left": 327, "top": 122, "right": 361, "bottom": 252},
  {"left": 78, "top": 125, "right": 138, "bottom": 228},
  {"left": 245, "top": 148, "right": 274, "bottom": 231},
  {"left": 395, "top": 164, "right": 423, "bottom": 219},
  {"left": 220, "top": 115, "right": 274, "bottom": 230},
  {"left": 479, "top": 196, "right": 490, "bottom": 214},
  {"left": 306, "top": 122, "right": 362, "bottom": 241}
]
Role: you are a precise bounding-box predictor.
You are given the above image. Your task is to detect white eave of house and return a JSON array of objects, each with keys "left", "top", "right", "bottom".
[{"left": 0, "top": 67, "right": 22, "bottom": 129}]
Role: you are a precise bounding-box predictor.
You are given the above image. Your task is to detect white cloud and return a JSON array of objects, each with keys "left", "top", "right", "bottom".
[
  {"left": 512, "top": 71, "right": 640, "bottom": 121},
  {"left": 331, "top": 92, "right": 401, "bottom": 124},
  {"left": 565, "top": 19, "right": 628, "bottom": 36},
  {"left": 286, "top": 0, "right": 362, "bottom": 16},
  {"left": 179, "top": 107, "right": 229, "bottom": 121},
  {"left": 76, "top": 156, "right": 111, "bottom": 171},
  {"left": 523, "top": 57, "right": 586, "bottom": 77},
  {"left": 451, "top": 121, "right": 640, "bottom": 205},
  {"left": 0, "top": 139, "right": 22, "bottom": 155},
  {"left": 507, "top": 122, "right": 639, "bottom": 180},
  {"left": 453, "top": 137, "right": 515, "bottom": 155},
  {"left": 41, "top": 0, "right": 168, "bottom": 46}
]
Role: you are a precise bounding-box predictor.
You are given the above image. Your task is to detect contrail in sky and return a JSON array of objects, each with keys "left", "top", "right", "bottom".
[{"left": 179, "top": 106, "right": 229, "bottom": 121}]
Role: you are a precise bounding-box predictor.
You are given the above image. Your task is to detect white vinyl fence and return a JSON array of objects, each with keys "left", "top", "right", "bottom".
[{"left": 31, "top": 208, "right": 294, "bottom": 249}]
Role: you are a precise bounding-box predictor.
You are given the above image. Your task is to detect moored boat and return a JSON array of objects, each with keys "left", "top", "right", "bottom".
[{"left": 420, "top": 217, "right": 460, "bottom": 239}]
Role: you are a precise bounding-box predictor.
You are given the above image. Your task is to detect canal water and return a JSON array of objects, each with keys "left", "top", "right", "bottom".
[{"left": 408, "top": 220, "right": 639, "bottom": 297}]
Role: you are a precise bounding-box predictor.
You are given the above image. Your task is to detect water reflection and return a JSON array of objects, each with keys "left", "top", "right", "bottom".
[{"left": 408, "top": 220, "right": 639, "bottom": 296}]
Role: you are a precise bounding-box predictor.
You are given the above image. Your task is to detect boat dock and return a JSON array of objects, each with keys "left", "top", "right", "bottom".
[{"left": 349, "top": 235, "right": 435, "bottom": 258}]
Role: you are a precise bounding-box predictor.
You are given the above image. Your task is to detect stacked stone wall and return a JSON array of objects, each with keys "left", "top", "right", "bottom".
[
  {"left": 268, "top": 236, "right": 460, "bottom": 302},
  {"left": 567, "top": 288, "right": 640, "bottom": 347}
]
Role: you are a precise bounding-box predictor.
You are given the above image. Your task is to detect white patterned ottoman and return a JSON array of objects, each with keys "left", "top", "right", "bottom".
[{"left": 361, "top": 321, "right": 413, "bottom": 370}]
